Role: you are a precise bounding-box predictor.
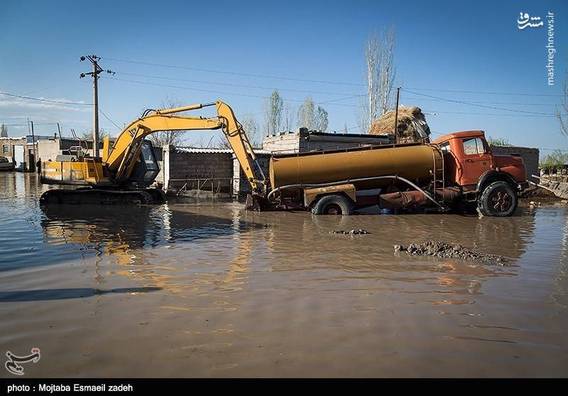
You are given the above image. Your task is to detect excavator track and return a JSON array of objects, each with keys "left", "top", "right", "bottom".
[{"left": 39, "top": 188, "right": 166, "bottom": 205}]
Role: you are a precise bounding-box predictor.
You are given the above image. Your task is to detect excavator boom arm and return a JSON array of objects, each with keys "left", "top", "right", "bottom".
[{"left": 104, "top": 101, "right": 265, "bottom": 194}]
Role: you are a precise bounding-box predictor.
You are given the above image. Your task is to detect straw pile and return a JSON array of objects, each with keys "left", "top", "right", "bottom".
[{"left": 369, "top": 106, "right": 431, "bottom": 143}]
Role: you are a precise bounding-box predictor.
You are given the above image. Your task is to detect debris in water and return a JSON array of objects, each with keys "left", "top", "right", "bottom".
[
  {"left": 394, "top": 240, "right": 507, "bottom": 265},
  {"left": 331, "top": 229, "right": 370, "bottom": 235}
]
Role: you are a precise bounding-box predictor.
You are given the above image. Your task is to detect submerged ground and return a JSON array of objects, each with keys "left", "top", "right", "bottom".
[{"left": 0, "top": 172, "right": 567, "bottom": 377}]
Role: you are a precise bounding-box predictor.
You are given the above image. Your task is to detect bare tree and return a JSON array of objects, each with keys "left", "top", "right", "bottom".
[
  {"left": 314, "top": 106, "right": 329, "bottom": 131},
  {"left": 81, "top": 128, "right": 109, "bottom": 141},
  {"left": 216, "top": 114, "right": 260, "bottom": 149},
  {"left": 559, "top": 76, "right": 568, "bottom": 137},
  {"left": 378, "top": 28, "right": 396, "bottom": 115},
  {"left": 147, "top": 97, "right": 185, "bottom": 148},
  {"left": 298, "top": 97, "right": 315, "bottom": 129},
  {"left": 298, "top": 97, "right": 328, "bottom": 131},
  {"left": 264, "top": 90, "right": 283, "bottom": 136},
  {"left": 359, "top": 28, "right": 396, "bottom": 133},
  {"left": 0, "top": 124, "right": 8, "bottom": 138},
  {"left": 283, "top": 103, "right": 296, "bottom": 132},
  {"left": 240, "top": 115, "right": 260, "bottom": 148}
]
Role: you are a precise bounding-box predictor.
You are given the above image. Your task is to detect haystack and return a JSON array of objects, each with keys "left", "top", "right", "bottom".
[{"left": 369, "top": 106, "right": 430, "bottom": 143}]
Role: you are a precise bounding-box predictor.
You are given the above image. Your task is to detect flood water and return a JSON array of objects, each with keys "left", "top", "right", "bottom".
[{"left": 1, "top": 171, "right": 567, "bottom": 377}]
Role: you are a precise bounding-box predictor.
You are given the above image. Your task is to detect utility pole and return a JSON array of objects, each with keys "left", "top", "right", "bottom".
[
  {"left": 29, "top": 120, "right": 36, "bottom": 172},
  {"left": 80, "top": 55, "right": 114, "bottom": 158},
  {"left": 393, "top": 87, "right": 400, "bottom": 145}
]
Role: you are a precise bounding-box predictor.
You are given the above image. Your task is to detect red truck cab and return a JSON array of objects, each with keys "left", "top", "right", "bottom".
[{"left": 433, "top": 130, "right": 527, "bottom": 216}]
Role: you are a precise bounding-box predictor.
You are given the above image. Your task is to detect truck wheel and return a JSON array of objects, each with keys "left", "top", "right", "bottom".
[
  {"left": 311, "top": 194, "right": 354, "bottom": 215},
  {"left": 478, "top": 181, "right": 517, "bottom": 217}
]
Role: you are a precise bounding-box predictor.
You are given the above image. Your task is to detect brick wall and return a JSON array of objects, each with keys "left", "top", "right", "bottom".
[
  {"left": 164, "top": 148, "right": 234, "bottom": 196},
  {"left": 491, "top": 145, "right": 539, "bottom": 181}
]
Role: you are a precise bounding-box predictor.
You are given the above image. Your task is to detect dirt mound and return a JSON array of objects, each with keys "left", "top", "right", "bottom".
[
  {"left": 370, "top": 106, "right": 430, "bottom": 143},
  {"left": 393, "top": 240, "right": 507, "bottom": 265}
]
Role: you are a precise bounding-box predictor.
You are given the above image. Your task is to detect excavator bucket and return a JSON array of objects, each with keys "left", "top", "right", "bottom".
[{"left": 245, "top": 193, "right": 273, "bottom": 211}]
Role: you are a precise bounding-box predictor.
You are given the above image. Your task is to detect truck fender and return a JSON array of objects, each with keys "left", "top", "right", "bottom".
[
  {"left": 476, "top": 170, "right": 518, "bottom": 194},
  {"left": 303, "top": 183, "right": 356, "bottom": 208}
]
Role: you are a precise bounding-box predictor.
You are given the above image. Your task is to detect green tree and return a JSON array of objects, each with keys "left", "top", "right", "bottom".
[
  {"left": 541, "top": 150, "right": 568, "bottom": 169},
  {"left": 264, "top": 90, "right": 283, "bottom": 135},
  {"left": 487, "top": 136, "right": 511, "bottom": 146}
]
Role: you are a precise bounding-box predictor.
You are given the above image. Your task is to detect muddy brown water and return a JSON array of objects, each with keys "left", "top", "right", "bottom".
[{"left": 0, "top": 172, "right": 567, "bottom": 377}]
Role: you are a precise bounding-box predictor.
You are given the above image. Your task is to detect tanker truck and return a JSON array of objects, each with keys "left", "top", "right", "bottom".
[{"left": 263, "top": 130, "right": 527, "bottom": 217}]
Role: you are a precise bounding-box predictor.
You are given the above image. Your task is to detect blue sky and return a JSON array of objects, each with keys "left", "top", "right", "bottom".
[{"left": 0, "top": 0, "right": 567, "bottom": 153}]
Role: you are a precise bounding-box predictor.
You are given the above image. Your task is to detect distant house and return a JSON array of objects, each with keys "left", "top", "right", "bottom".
[{"left": 262, "top": 128, "right": 392, "bottom": 154}]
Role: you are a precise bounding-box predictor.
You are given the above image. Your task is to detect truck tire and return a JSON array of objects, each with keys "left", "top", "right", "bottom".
[
  {"left": 311, "top": 194, "right": 354, "bottom": 215},
  {"left": 478, "top": 181, "right": 518, "bottom": 217}
]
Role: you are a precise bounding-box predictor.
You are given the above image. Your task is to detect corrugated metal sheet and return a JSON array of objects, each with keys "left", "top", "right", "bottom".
[{"left": 175, "top": 147, "right": 271, "bottom": 155}]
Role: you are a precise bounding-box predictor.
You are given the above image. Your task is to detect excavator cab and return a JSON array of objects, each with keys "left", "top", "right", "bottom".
[{"left": 128, "top": 140, "right": 161, "bottom": 188}]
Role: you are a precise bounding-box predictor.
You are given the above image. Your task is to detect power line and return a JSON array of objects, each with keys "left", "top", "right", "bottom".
[
  {"left": 101, "top": 76, "right": 360, "bottom": 108},
  {"left": 104, "top": 56, "right": 364, "bottom": 87},
  {"left": 104, "top": 56, "right": 565, "bottom": 98},
  {"left": 423, "top": 109, "right": 557, "bottom": 118},
  {"left": 99, "top": 109, "right": 122, "bottom": 130},
  {"left": 403, "top": 87, "right": 564, "bottom": 97},
  {"left": 0, "top": 122, "right": 60, "bottom": 127},
  {"left": 118, "top": 71, "right": 363, "bottom": 97},
  {"left": 408, "top": 97, "right": 559, "bottom": 107},
  {"left": 101, "top": 77, "right": 564, "bottom": 119},
  {"left": 404, "top": 89, "right": 562, "bottom": 116},
  {"left": 0, "top": 91, "right": 92, "bottom": 106}
]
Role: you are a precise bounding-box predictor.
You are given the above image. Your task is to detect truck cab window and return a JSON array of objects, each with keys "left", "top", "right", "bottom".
[
  {"left": 462, "top": 137, "right": 486, "bottom": 155},
  {"left": 440, "top": 142, "right": 451, "bottom": 153}
]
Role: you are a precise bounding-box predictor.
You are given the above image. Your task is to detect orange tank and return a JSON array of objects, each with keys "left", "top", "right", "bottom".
[{"left": 269, "top": 144, "right": 443, "bottom": 190}]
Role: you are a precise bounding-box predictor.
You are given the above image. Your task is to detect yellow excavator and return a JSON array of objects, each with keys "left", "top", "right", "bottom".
[{"left": 39, "top": 101, "right": 268, "bottom": 207}]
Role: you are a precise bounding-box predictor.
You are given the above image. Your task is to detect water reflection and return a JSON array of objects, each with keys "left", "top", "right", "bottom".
[
  {"left": 40, "top": 204, "right": 264, "bottom": 266},
  {"left": 0, "top": 287, "right": 161, "bottom": 302}
]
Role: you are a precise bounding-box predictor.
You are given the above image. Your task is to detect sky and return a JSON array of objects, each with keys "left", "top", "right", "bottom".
[{"left": 0, "top": 0, "right": 567, "bottom": 155}]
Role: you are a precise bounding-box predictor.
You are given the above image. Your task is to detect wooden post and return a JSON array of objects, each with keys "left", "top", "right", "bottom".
[{"left": 393, "top": 87, "right": 400, "bottom": 145}]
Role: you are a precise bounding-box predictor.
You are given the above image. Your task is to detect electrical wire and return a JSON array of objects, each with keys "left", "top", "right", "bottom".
[
  {"left": 0, "top": 91, "right": 92, "bottom": 106},
  {"left": 103, "top": 56, "right": 364, "bottom": 87},
  {"left": 101, "top": 76, "right": 360, "bottom": 108},
  {"left": 403, "top": 89, "right": 561, "bottom": 117},
  {"left": 403, "top": 87, "right": 564, "bottom": 97},
  {"left": 99, "top": 109, "right": 122, "bottom": 130},
  {"left": 118, "top": 71, "right": 363, "bottom": 97}
]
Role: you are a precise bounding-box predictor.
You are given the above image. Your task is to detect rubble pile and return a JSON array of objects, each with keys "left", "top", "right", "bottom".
[
  {"left": 369, "top": 106, "right": 430, "bottom": 143},
  {"left": 393, "top": 240, "right": 507, "bottom": 265},
  {"left": 539, "top": 172, "right": 568, "bottom": 200}
]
